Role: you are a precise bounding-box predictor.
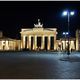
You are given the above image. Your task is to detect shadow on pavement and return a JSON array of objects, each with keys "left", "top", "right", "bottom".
[{"left": 59, "top": 56, "right": 80, "bottom": 62}]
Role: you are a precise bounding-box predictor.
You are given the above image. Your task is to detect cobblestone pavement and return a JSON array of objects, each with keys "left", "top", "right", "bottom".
[{"left": 0, "top": 51, "right": 80, "bottom": 79}]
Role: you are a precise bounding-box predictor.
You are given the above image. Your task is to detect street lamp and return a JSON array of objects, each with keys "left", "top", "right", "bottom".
[
  {"left": 63, "top": 32, "right": 69, "bottom": 52},
  {"left": 62, "top": 10, "right": 75, "bottom": 55}
]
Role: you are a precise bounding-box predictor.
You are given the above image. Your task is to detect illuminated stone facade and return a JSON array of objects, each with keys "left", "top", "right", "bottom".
[
  {"left": 76, "top": 29, "right": 80, "bottom": 51},
  {"left": 0, "top": 20, "right": 78, "bottom": 51},
  {"left": 0, "top": 38, "right": 21, "bottom": 51},
  {"left": 57, "top": 38, "right": 75, "bottom": 51},
  {"left": 0, "top": 32, "right": 21, "bottom": 51},
  {"left": 20, "top": 19, "right": 58, "bottom": 50}
]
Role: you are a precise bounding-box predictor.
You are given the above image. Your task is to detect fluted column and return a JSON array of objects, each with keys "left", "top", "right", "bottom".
[
  {"left": 5, "top": 41, "right": 9, "bottom": 50},
  {"left": 22, "top": 35, "right": 26, "bottom": 49},
  {"left": 54, "top": 36, "right": 57, "bottom": 50},
  {"left": 33, "top": 35, "right": 37, "bottom": 50},
  {"left": 27, "top": 36, "right": 29, "bottom": 49},
  {"left": 28, "top": 35, "right": 31, "bottom": 50},
  {"left": 21, "top": 36, "right": 23, "bottom": 49},
  {"left": 47, "top": 36, "right": 50, "bottom": 50},
  {"left": 41, "top": 36, "right": 45, "bottom": 49}
]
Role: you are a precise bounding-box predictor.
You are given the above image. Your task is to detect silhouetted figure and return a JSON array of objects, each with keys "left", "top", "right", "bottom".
[
  {"left": 67, "top": 46, "right": 70, "bottom": 56},
  {"left": 71, "top": 48, "right": 73, "bottom": 53},
  {"left": 67, "top": 51, "right": 70, "bottom": 56}
]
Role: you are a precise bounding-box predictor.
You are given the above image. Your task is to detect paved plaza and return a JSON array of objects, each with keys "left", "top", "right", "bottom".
[{"left": 0, "top": 51, "right": 80, "bottom": 79}]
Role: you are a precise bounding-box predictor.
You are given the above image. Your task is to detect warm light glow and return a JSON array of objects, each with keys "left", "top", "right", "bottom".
[
  {"left": 5, "top": 41, "right": 9, "bottom": 50},
  {"left": 59, "top": 42, "right": 61, "bottom": 45},
  {"left": 23, "top": 35, "right": 26, "bottom": 48},
  {"left": 70, "top": 41, "right": 75, "bottom": 50},
  {"left": 2, "top": 41, "right": 5, "bottom": 46}
]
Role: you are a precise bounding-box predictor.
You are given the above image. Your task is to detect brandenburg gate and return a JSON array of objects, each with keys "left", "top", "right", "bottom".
[{"left": 20, "top": 19, "right": 58, "bottom": 50}]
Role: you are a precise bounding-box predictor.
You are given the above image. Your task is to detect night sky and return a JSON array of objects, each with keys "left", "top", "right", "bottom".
[{"left": 0, "top": 1, "right": 80, "bottom": 39}]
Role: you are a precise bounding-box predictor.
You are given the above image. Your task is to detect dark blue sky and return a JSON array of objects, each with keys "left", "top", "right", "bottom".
[{"left": 0, "top": 1, "right": 80, "bottom": 39}]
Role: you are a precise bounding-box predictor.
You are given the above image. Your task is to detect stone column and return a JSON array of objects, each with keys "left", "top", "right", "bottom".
[
  {"left": 21, "top": 36, "right": 23, "bottom": 49},
  {"left": 41, "top": 36, "right": 45, "bottom": 50},
  {"left": 33, "top": 35, "right": 37, "bottom": 50},
  {"left": 54, "top": 36, "right": 57, "bottom": 50},
  {"left": 5, "top": 40, "right": 9, "bottom": 50},
  {"left": 13, "top": 40, "right": 16, "bottom": 50},
  {"left": 23, "top": 35, "right": 26, "bottom": 49},
  {"left": 47, "top": 36, "right": 50, "bottom": 50},
  {"left": 28, "top": 35, "right": 31, "bottom": 50},
  {"left": 21, "top": 35, "right": 26, "bottom": 49},
  {"left": 27, "top": 36, "right": 29, "bottom": 49}
]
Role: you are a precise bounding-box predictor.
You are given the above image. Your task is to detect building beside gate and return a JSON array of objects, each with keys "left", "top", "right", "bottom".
[
  {"left": 76, "top": 29, "right": 80, "bottom": 51},
  {"left": 57, "top": 38, "right": 75, "bottom": 51},
  {"left": 20, "top": 19, "right": 58, "bottom": 51},
  {"left": 0, "top": 31, "right": 21, "bottom": 51}
]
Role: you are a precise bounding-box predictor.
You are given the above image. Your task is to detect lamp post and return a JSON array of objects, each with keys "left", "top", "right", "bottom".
[
  {"left": 62, "top": 10, "right": 75, "bottom": 55},
  {"left": 63, "top": 32, "right": 69, "bottom": 52}
]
